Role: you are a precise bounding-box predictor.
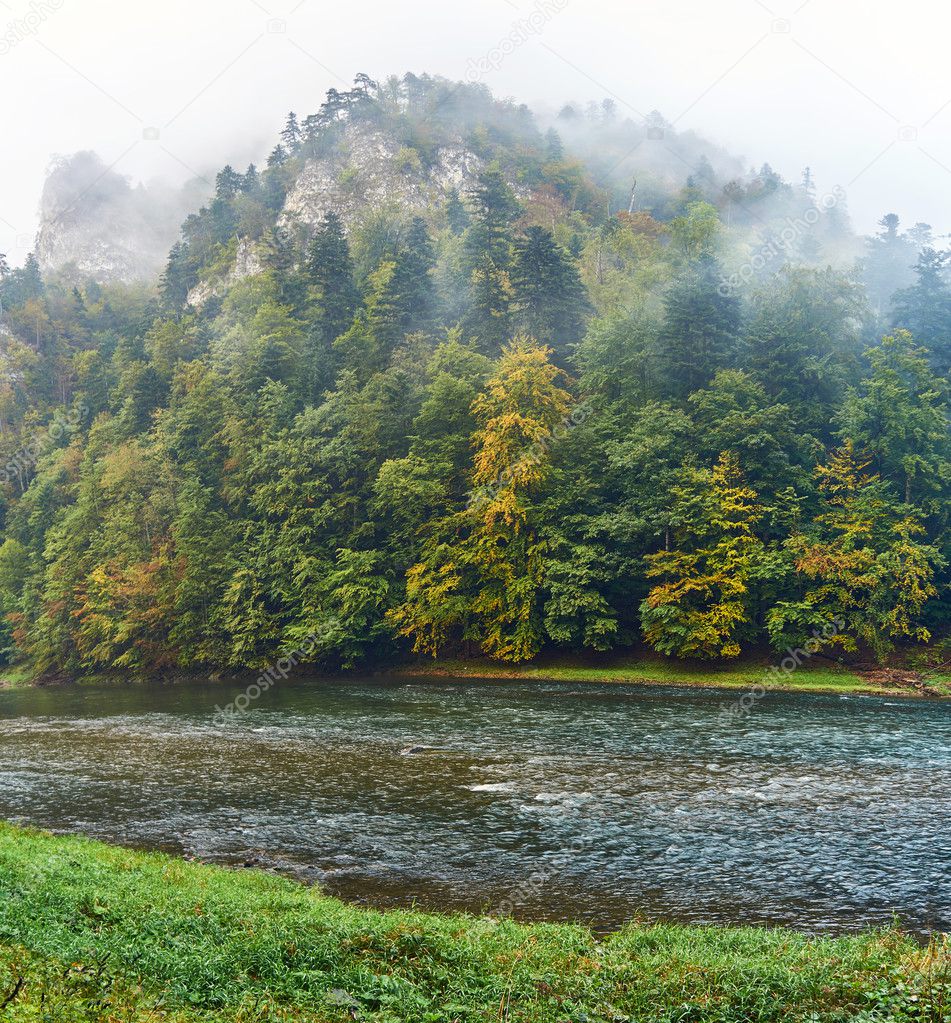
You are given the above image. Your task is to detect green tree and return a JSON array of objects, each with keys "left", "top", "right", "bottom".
[
  {"left": 511, "top": 226, "right": 591, "bottom": 357},
  {"left": 838, "top": 330, "right": 951, "bottom": 511},
  {"left": 892, "top": 249, "right": 951, "bottom": 375},
  {"left": 390, "top": 338, "right": 572, "bottom": 661},
  {"left": 657, "top": 255, "right": 740, "bottom": 399},
  {"left": 306, "top": 211, "right": 361, "bottom": 344}
]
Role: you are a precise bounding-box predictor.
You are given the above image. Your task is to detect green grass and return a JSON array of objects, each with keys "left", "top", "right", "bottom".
[
  {"left": 4, "top": 651, "right": 950, "bottom": 699},
  {"left": 0, "top": 825, "right": 947, "bottom": 1021},
  {"left": 398, "top": 655, "right": 951, "bottom": 698},
  {"left": 0, "top": 664, "right": 41, "bottom": 689}
]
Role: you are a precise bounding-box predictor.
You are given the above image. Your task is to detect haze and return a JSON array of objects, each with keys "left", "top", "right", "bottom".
[{"left": 2, "top": 0, "right": 950, "bottom": 263}]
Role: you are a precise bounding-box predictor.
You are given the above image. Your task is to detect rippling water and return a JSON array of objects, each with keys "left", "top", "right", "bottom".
[{"left": 0, "top": 679, "right": 948, "bottom": 934}]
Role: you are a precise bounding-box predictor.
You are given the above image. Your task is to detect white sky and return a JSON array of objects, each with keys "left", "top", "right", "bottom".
[{"left": 2, "top": 0, "right": 950, "bottom": 263}]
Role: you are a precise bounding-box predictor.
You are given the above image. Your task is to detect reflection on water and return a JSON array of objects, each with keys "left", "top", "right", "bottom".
[{"left": 0, "top": 679, "right": 948, "bottom": 934}]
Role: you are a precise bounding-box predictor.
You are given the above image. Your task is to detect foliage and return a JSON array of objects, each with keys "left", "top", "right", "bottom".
[{"left": 0, "top": 73, "right": 948, "bottom": 674}]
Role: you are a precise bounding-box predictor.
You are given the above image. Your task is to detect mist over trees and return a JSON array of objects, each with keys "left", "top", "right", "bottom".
[{"left": 0, "top": 73, "right": 948, "bottom": 676}]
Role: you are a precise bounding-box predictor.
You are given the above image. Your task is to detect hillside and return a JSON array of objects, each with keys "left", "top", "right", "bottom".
[{"left": 0, "top": 72, "right": 949, "bottom": 680}]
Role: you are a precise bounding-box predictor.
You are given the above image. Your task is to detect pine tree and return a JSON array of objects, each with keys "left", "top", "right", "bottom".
[
  {"left": 768, "top": 441, "right": 942, "bottom": 659},
  {"left": 838, "top": 330, "right": 951, "bottom": 512},
  {"left": 445, "top": 188, "right": 469, "bottom": 235},
  {"left": 306, "top": 212, "right": 361, "bottom": 344},
  {"left": 389, "top": 217, "right": 436, "bottom": 331},
  {"left": 511, "top": 226, "right": 591, "bottom": 356},
  {"left": 390, "top": 338, "right": 572, "bottom": 662},
  {"left": 214, "top": 165, "right": 243, "bottom": 201},
  {"left": 892, "top": 249, "right": 951, "bottom": 374},
  {"left": 463, "top": 168, "right": 518, "bottom": 270},
  {"left": 464, "top": 255, "right": 513, "bottom": 354},
  {"left": 658, "top": 255, "right": 740, "bottom": 399},
  {"left": 159, "top": 242, "right": 195, "bottom": 308},
  {"left": 280, "top": 112, "right": 302, "bottom": 153}
]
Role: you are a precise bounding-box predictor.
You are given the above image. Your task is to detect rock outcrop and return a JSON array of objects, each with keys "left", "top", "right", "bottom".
[
  {"left": 279, "top": 125, "right": 483, "bottom": 237},
  {"left": 34, "top": 152, "right": 205, "bottom": 285}
]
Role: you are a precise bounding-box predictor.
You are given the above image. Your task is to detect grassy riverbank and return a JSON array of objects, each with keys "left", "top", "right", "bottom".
[
  {"left": 3, "top": 653, "right": 950, "bottom": 698},
  {"left": 397, "top": 654, "right": 951, "bottom": 698},
  {"left": 0, "top": 825, "right": 946, "bottom": 1022}
]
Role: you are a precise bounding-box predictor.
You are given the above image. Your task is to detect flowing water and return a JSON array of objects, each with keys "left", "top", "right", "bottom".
[{"left": 0, "top": 678, "right": 948, "bottom": 934}]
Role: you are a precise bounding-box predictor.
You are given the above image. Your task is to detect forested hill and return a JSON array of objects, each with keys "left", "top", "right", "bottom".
[{"left": 0, "top": 72, "right": 949, "bottom": 677}]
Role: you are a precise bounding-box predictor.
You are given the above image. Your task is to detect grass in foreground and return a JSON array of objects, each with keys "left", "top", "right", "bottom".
[{"left": 0, "top": 825, "right": 947, "bottom": 1021}]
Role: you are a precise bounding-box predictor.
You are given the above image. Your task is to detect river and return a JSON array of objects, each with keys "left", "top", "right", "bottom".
[{"left": 0, "top": 679, "right": 948, "bottom": 934}]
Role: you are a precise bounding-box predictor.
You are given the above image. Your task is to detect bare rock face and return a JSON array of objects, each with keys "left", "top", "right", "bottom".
[
  {"left": 279, "top": 125, "right": 484, "bottom": 237},
  {"left": 186, "top": 237, "right": 265, "bottom": 308},
  {"left": 34, "top": 152, "right": 205, "bottom": 285}
]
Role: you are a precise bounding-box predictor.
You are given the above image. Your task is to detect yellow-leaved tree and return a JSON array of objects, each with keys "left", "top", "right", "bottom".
[
  {"left": 767, "top": 440, "right": 942, "bottom": 660},
  {"left": 389, "top": 336, "right": 572, "bottom": 662},
  {"left": 640, "top": 452, "right": 772, "bottom": 659}
]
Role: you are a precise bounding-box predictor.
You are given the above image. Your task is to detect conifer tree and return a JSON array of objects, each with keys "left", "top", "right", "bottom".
[
  {"left": 768, "top": 441, "right": 942, "bottom": 659},
  {"left": 511, "top": 226, "right": 590, "bottom": 355},
  {"left": 306, "top": 212, "right": 360, "bottom": 344},
  {"left": 658, "top": 254, "right": 740, "bottom": 399}
]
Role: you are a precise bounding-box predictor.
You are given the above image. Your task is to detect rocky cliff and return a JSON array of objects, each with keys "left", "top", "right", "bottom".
[{"left": 34, "top": 152, "right": 206, "bottom": 285}]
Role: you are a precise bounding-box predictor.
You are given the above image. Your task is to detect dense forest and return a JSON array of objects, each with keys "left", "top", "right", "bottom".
[{"left": 1, "top": 73, "right": 949, "bottom": 677}]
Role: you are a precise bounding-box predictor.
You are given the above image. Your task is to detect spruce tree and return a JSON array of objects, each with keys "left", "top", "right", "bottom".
[
  {"left": 511, "top": 226, "right": 591, "bottom": 355},
  {"left": 892, "top": 249, "right": 951, "bottom": 374},
  {"left": 658, "top": 254, "right": 740, "bottom": 399},
  {"left": 306, "top": 212, "right": 361, "bottom": 344}
]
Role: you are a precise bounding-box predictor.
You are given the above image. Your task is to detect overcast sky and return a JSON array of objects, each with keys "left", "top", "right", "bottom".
[{"left": 2, "top": 0, "right": 950, "bottom": 263}]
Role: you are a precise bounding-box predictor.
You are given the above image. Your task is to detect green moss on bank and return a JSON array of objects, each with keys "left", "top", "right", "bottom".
[{"left": 0, "top": 824, "right": 946, "bottom": 1021}]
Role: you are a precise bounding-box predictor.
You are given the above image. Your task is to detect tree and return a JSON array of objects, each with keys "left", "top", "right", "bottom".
[
  {"left": 768, "top": 441, "right": 942, "bottom": 660},
  {"left": 390, "top": 338, "right": 572, "bottom": 661},
  {"left": 657, "top": 255, "right": 740, "bottom": 399},
  {"left": 640, "top": 452, "right": 776, "bottom": 659},
  {"left": 464, "top": 255, "right": 513, "bottom": 354},
  {"left": 511, "top": 226, "right": 591, "bottom": 357},
  {"left": 463, "top": 168, "right": 518, "bottom": 270},
  {"left": 862, "top": 213, "right": 919, "bottom": 322},
  {"left": 389, "top": 216, "right": 436, "bottom": 331},
  {"left": 445, "top": 189, "right": 469, "bottom": 235},
  {"left": 838, "top": 331, "right": 951, "bottom": 512},
  {"left": 280, "top": 112, "right": 302, "bottom": 153},
  {"left": 891, "top": 249, "right": 951, "bottom": 374},
  {"left": 668, "top": 201, "right": 720, "bottom": 259},
  {"left": 743, "top": 266, "right": 864, "bottom": 438},
  {"left": 306, "top": 211, "right": 361, "bottom": 344}
]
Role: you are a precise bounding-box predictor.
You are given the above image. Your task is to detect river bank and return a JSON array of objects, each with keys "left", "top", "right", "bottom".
[
  {"left": 0, "top": 823, "right": 946, "bottom": 1022},
  {"left": 3, "top": 652, "right": 950, "bottom": 698},
  {"left": 394, "top": 654, "right": 951, "bottom": 698}
]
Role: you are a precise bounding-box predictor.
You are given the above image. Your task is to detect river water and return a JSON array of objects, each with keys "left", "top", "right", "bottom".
[{"left": 0, "top": 679, "right": 948, "bottom": 934}]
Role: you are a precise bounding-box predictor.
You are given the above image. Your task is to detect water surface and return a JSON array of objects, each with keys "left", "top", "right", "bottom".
[{"left": 0, "top": 679, "right": 948, "bottom": 934}]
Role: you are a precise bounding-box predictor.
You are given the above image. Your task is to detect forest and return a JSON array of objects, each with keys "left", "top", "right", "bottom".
[{"left": 0, "top": 72, "right": 949, "bottom": 676}]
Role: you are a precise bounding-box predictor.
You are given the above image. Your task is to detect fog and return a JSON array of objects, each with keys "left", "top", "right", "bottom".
[{"left": 2, "top": 0, "right": 950, "bottom": 264}]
